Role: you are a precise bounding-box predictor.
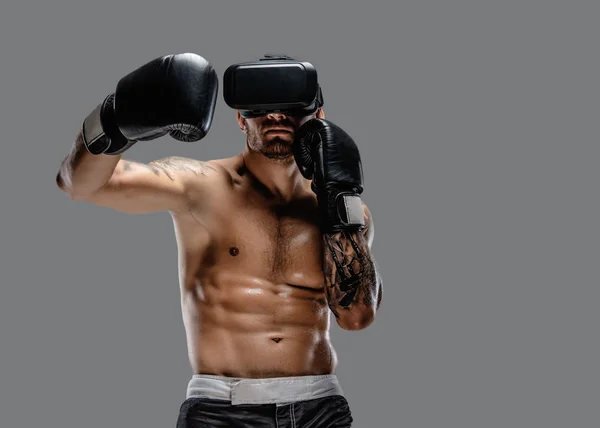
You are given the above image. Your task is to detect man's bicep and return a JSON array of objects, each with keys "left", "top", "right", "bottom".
[
  {"left": 83, "top": 159, "right": 184, "bottom": 213},
  {"left": 87, "top": 157, "right": 217, "bottom": 214}
]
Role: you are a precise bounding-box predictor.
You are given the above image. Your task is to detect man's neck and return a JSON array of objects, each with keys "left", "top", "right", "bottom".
[{"left": 242, "top": 143, "right": 308, "bottom": 202}]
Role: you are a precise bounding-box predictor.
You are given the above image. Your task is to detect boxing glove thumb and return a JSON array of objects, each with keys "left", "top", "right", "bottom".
[{"left": 292, "top": 125, "right": 319, "bottom": 180}]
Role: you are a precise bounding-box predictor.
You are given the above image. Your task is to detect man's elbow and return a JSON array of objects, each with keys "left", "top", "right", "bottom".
[
  {"left": 56, "top": 172, "right": 95, "bottom": 201},
  {"left": 57, "top": 179, "right": 85, "bottom": 201},
  {"left": 336, "top": 305, "right": 377, "bottom": 331},
  {"left": 56, "top": 172, "right": 77, "bottom": 198}
]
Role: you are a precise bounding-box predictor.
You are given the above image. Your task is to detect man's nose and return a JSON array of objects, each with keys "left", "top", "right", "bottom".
[{"left": 266, "top": 112, "right": 288, "bottom": 120}]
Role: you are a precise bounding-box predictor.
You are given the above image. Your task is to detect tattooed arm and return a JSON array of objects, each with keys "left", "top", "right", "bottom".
[
  {"left": 57, "top": 129, "right": 220, "bottom": 214},
  {"left": 292, "top": 118, "right": 382, "bottom": 330},
  {"left": 323, "top": 204, "right": 383, "bottom": 331}
]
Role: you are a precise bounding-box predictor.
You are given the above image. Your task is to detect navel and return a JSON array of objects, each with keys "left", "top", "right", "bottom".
[
  {"left": 229, "top": 247, "right": 239, "bottom": 256},
  {"left": 271, "top": 338, "right": 283, "bottom": 343}
]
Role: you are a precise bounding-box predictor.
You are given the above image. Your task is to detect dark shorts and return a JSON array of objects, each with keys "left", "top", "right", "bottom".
[{"left": 176, "top": 374, "right": 353, "bottom": 428}]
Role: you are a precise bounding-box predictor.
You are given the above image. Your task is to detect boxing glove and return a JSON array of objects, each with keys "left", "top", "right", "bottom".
[
  {"left": 82, "top": 53, "right": 218, "bottom": 155},
  {"left": 292, "top": 118, "right": 365, "bottom": 232}
]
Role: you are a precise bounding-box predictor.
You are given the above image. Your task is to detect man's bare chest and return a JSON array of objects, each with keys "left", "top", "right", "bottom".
[
  {"left": 228, "top": 201, "right": 323, "bottom": 277},
  {"left": 183, "top": 191, "right": 326, "bottom": 286}
]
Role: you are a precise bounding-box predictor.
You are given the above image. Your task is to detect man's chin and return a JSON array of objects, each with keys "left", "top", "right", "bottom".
[
  {"left": 248, "top": 135, "right": 295, "bottom": 162},
  {"left": 263, "top": 153, "right": 294, "bottom": 164},
  {"left": 261, "top": 144, "right": 295, "bottom": 162},
  {"left": 262, "top": 149, "right": 294, "bottom": 161}
]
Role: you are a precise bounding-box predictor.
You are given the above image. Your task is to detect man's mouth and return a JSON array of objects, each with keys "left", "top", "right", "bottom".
[{"left": 265, "top": 128, "right": 293, "bottom": 134}]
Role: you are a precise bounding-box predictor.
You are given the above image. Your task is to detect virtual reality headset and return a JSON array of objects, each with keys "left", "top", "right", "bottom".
[{"left": 223, "top": 54, "right": 324, "bottom": 118}]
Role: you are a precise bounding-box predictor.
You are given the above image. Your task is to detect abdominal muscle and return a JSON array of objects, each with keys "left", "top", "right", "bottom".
[{"left": 181, "top": 268, "right": 338, "bottom": 378}]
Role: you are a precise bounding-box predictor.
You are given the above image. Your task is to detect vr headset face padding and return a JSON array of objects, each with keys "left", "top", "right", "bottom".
[{"left": 223, "top": 54, "right": 324, "bottom": 118}]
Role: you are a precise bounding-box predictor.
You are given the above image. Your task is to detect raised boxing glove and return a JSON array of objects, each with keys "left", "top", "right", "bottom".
[
  {"left": 82, "top": 53, "right": 218, "bottom": 155},
  {"left": 292, "top": 118, "right": 365, "bottom": 233}
]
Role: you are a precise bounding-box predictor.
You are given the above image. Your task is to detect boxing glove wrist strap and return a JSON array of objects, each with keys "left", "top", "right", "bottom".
[
  {"left": 82, "top": 94, "right": 134, "bottom": 155},
  {"left": 318, "top": 188, "right": 365, "bottom": 233}
]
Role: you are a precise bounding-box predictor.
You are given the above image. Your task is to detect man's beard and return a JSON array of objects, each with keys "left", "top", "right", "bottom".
[{"left": 247, "top": 132, "right": 295, "bottom": 164}]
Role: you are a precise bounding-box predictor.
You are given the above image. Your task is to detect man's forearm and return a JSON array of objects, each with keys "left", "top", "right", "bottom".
[
  {"left": 322, "top": 229, "right": 382, "bottom": 330},
  {"left": 56, "top": 130, "right": 121, "bottom": 198}
]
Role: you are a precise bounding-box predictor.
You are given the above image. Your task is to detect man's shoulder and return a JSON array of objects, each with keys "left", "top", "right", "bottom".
[{"left": 206, "top": 154, "right": 246, "bottom": 181}]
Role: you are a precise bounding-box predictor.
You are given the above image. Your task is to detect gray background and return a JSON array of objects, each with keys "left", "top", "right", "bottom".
[{"left": 0, "top": 1, "right": 598, "bottom": 427}]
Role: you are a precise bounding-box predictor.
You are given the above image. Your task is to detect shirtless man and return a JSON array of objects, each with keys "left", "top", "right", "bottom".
[{"left": 56, "top": 53, "right": 383, "bottom": 428}]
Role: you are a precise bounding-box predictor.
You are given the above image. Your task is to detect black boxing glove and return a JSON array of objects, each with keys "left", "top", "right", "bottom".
[
  {"left": 82, "top": 53, "right": 218, "bottom": 155},
  {"left": 292, "top": 118, "right": 365, "bottom": 232}
]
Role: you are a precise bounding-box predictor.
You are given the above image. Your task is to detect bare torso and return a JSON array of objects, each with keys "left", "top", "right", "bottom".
[{"left": 172, "top": 155, "right": 337, "bottom": 378}]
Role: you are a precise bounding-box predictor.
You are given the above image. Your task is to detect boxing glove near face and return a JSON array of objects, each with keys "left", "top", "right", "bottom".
[
  {"left": 83, "top": 53, "right": 218, "bottom": 155},
  {"left": 292, "top": 118, "right": 365, "bottom": 232}
]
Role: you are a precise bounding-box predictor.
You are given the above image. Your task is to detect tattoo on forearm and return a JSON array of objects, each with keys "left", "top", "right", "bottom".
[
  {"left": 122, "top": 157, "right": 216, "bottom": 181},
  {"left": 322, "top": 230, "right": 378, "bottom": 315}
]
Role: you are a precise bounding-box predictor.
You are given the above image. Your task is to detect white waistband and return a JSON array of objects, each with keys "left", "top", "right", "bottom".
[{"left": 186, "top": 374, "right": 344, "bottom": 405}]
